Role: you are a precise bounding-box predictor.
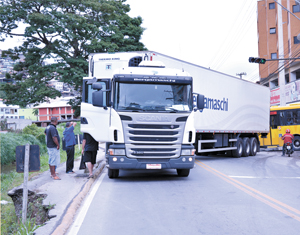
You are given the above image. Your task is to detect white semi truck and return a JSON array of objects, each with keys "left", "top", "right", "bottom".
[{"left": 81, "top": 51, "right": 270, "bottom": 178}]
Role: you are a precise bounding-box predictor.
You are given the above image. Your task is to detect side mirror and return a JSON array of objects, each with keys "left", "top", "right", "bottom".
[
  {"left": 92, "top": 83, "right": 102, "bottom": 90},
  {"left": 92, "top": 90, "right": 104, "bottom": 107},
  {"left": 197, "top": 94, "right": 205, "bottom": 110}
]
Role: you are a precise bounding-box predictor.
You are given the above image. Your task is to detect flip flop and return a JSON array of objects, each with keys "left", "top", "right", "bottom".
[
  {"left": 52, "top": 176, "right": 61, "bottom": 180},
  {"left": 87, "top": 175, "right": 94, "bottom": 179}
]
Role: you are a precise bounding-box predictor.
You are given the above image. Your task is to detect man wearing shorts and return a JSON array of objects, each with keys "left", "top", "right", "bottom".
[
  {"left": 45, "top": 117, "right": 61, "bottom": 180},
  {"left": 81, "top": 133, "right": 98, "bottom": 178}
]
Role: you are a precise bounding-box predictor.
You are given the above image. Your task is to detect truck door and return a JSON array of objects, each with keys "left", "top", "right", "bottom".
[{"left": 81, "top": 79, "right": 112, "bottom": 142}]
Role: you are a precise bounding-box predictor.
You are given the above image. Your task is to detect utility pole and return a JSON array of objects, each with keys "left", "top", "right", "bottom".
[
  {"left": 277, "top": 0, "right": 286, "bottom": 106},
  {"left": 236, "top": 72, "right": 247, "bottom": 79}
]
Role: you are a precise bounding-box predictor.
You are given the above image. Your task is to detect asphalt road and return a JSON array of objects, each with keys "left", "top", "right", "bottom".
[{"left": 68, "top": 151, "right": 300, "bottom": 235}]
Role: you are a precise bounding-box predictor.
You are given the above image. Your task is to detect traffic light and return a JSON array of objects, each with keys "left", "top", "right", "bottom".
[{"left": 249, "top": 57, "right": 266, "bottom": 64}]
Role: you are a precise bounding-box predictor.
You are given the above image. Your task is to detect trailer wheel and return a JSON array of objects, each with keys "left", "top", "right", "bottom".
[
  {"left": 108, "top": 169, "right": 119, "bottom": 178},
  {"left": 242, "top": 137, "right": 250, "bottom": 157},
  {"left": 293, "top": 136, "right": 300, "bottom": 151},
  {"left": 177, "top": 169, "right": 190, "bottom": 177},
  {"left": 232, "top": 138, "right": 243, "bottom": 158},
  {"left": 249, "top": 137, "right": 258, "bottom": 156}
]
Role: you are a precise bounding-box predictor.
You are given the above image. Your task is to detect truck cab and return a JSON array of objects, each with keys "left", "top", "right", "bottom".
[{"left": 81, "top": 52, "right": 203, "bottom": 178}]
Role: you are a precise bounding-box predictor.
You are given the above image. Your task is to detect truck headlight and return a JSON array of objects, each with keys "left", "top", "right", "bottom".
[
  {"left": 109, "top": 149, "right": 126, "bottom": 156},
  {"left": 181, "top": 149, "right": 196, "bottom": 156}
]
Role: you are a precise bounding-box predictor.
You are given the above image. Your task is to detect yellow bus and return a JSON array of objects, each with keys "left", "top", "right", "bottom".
[{"left": 260, "top": 104, "right": 300, "bottom": 150}]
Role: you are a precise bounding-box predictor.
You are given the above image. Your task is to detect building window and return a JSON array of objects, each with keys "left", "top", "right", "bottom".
[
  {"left": 293, "top": 5, "right": 300, "bottom": 13},
  {"left": 294, "top": 36, "right": 300, "bottom": 44},
  {"left": 271, "top": 53, "right": 277, "bottom": 59},
  {"left": 269, "top": 3, "right": 275, "bottom": 9},
  {"left": 270, "top": 28, "right": 276, "bottom": 34}
]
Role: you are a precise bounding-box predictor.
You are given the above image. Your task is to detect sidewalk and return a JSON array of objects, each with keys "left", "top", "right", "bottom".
[{"left": 23, "top": 144, "right": 106, "bottom": 235}]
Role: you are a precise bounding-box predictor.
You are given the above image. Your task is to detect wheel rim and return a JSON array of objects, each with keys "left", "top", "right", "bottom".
[
  {"left": 238, "top": 142, "right": 243, "bottom": 155},
  {"left": 246, "top": 142, "right": 250, "bottom": 154},
  {"left": 253, "top": 143, "right": 257, "bottom": 153}
]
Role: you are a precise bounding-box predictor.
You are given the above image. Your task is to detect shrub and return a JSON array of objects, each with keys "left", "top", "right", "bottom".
[
  {"left": 0, "top": 133, "right": 46, "bottom": 166},
  {"left": 23, "top": 124, "right": 46, "bottom": 145}
]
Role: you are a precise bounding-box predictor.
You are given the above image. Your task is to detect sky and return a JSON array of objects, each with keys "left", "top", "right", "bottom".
[
  {"left": 126, "top": 0, "right": 260, "bottom": 82},
  {"left": 0, "top": 0, "right": 260, "bottom": 82}
]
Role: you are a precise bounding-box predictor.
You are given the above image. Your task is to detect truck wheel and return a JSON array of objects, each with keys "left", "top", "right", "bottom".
[
  {"left": 108, "top": 169, "right": 119, "bottom": 178},
  {"left": 249, "top": 137, "right": 258, "bottom": 156},
  {"left": 293, "top": 136, "right": 300, "bottom": 151},
  {"left": 232, "top": 138, "right": 243, "bottom": 158},
  {"left": 242, "top": 137, "right": 250, "bottom": 157},
  {"left": 177, "top": 169, "right": 190, "bottom": 177}
]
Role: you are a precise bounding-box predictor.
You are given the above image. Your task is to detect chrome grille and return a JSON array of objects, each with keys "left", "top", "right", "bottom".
[{"left": 121, "top": 113, "right": 187, "bottom": 159}]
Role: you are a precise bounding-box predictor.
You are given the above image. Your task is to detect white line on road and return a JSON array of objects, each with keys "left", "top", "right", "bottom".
[
  {"left": 67, "top": 170, "right": 106, "bottom": 235},
  {"left": 229, "top": 176, "right": 300, "bottom": 179}
]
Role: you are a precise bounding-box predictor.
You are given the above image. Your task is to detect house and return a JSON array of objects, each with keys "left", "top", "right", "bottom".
[
  {"left": 0, "top": 99, "right": 32, "bottom": 130},
  {"left": 35, "top": 97, "right": 77, "bottom": 126}
]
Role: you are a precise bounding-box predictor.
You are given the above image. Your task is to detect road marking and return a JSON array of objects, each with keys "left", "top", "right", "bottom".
[
  {"left": 229, "top": 176, "right": 300, "bottom": 179},
  {"left": 195, "top": 160, "right": 300, "bottom": 222},
  {"left": 67, "top": 170, "right": 106, "bottom": 235}
]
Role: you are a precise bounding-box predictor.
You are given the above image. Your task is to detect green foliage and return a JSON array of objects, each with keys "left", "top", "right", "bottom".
[
  {"left": 0, "top": 132, "right": 46, "bottom": 165},
  {"left": 16, "top": 219, "right": 41, "bottom": 235},
  {"left": 23, "top": 123, "right": 46, "bottom": 144},
  {"left": 0, "top": 118, "right": 7, "bottom": 131},
  {"left": 0, "top": 0, "right": 147, "bottom": 110}
]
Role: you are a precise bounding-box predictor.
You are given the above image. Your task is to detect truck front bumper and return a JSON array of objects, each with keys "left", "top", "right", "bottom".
[{"left": 107, "top": 155, "right": 195, "bottom": 170}]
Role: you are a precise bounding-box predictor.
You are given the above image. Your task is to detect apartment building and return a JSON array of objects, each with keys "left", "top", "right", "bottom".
[
  {"left": 257, "top": 0, "right": 300, "bottom": 105},
  {"left": 0, "top": 99, "right": 19, "bottom": 119},
  {"left": 35, "top": 97, "right": 76, "bottom": 122}
]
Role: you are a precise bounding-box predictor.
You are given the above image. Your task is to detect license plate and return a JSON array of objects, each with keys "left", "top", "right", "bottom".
[
  {"left": 146, "top": 164, "right": 161, "bottom": 169},
  {"left": 287, "top": 146, "right": 291, "bottom": 150}
]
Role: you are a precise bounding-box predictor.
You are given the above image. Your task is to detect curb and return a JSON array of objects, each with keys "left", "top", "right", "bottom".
[{"left": 51, "top": 160, "right": 106, "bottom": 235}]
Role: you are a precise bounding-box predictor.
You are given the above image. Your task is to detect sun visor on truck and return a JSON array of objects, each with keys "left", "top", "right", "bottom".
[{"left": 113, "top": 74, "right": 192, "bottom": 84}]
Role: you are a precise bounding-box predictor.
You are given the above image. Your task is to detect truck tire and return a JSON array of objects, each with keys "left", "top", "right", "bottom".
[
  {"left": 232, "top": 138, "right": 243, "bottom": 158},
  {"left": 249, "top": 137, "right": 258, "bottom": 156},
  {"left": 293, "top": 136, "right": 300, "bottom": 151},
  {"left": 242, "top": 137, "right": 250, "bottom": 157},
  {"left": 177, "top": 169, "right": 190, "bottom": 177},
  {"left": 108, "top": 169, "right": 119, "bottom": 178}
]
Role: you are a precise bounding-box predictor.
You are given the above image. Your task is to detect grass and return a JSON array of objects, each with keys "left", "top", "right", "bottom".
[{"left": 1, "top": 122, "right": 82, "bottom": 234}]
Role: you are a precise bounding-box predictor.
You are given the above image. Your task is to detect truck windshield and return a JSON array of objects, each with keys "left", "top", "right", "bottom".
[{"left": 114, "top": 82, "right": 192, "bottom": 112}]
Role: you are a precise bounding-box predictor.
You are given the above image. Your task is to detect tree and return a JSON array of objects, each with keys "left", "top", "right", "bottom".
[{"left": 0, "top": 0, "right": 146, "bottom": 116}]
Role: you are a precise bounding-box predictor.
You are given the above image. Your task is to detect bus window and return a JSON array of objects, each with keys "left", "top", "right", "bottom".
[
  {"left": 279, "top": 111, "right": 285, "bottom": 126},
  {"left": 270, "top": 115, "right": 278, "bottom": 128},
  {"left": 286, "top": 111, "right": 294, "bottom": 125},
  {"left": 296, "top": 111, "right": 300, "bottom": 124}
]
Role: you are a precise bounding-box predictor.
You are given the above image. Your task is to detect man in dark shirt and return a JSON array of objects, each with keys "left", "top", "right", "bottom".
[
  {"left": 81, "top": 133, "right": 99, "bottom": 178},
  {"left": 63, "top": 122, "right": 77, "bottom": 173},
  {"left": 45, "top": 117, "right": 61, "bottom": 180}
]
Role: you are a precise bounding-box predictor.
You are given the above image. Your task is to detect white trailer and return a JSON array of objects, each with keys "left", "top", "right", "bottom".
[{"left": 81, "top": 51, "right": 270, "bottom": 178}]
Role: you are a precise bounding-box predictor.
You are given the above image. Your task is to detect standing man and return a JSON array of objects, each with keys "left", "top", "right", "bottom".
[
  {"left": 45, "top": 117, "right": 61, "bottom": 180},
  {"left": 81, "top": 133, "right": 98, "bottom": 178},
  {"left": 63, "top": 122, "right": 77, "bottom": 174}
]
